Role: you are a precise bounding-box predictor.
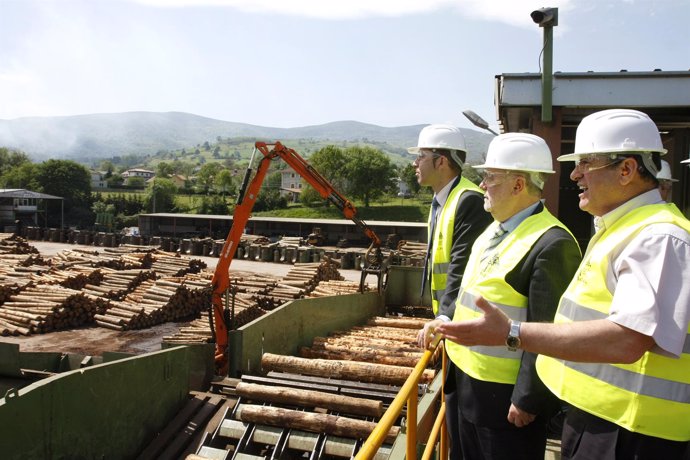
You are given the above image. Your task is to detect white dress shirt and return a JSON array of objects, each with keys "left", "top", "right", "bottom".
[{"left": 592, "top": 189, "right": 690, "bottom": 357}]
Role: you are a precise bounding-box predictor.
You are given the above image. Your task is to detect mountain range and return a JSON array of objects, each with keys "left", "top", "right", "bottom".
[{"left": 0, "top": 111, "right": 492, "bottom": 163}]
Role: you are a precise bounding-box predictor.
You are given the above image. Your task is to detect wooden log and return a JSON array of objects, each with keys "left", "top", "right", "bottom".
[
  {"left": 261, "top": 353, "right": 434, "bottom": 385},
  {"left": 299, "top": 348, "right": 420, "bottom": 368},
  {"left": 236, "top": 404, "right": 399, "bottom": 444},
  {"left": 235, "top": 382, "right": 382, "bottom": 418},
  {"left": 367, "top": 316, "right": 428, "bottom": 330}
]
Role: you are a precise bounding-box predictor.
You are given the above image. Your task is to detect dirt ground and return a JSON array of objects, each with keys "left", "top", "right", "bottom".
[{"left": 1, "top": 241, "right": 367, "bottom": 357}]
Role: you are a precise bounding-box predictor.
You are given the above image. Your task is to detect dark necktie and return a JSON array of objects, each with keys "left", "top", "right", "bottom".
[
  {"left": 482, "top": 224, "right": 507, "bottom": 260},
  {"left": 420, "top": 197, "right": 441, "bottom": 298}
]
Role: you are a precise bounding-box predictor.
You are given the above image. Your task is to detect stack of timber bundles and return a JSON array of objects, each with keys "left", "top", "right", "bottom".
[
  {"left": 93, "top": 275, "right": 210, "bottom": 331},
  {"left": 300, "top": 316, "right": 441, "bottom": 368},
  {"left": 0, "top": 284, "right": 109, "bottom": 336},
  {"left": 254, "top": 258, "right": 345, "bottom": 309}
]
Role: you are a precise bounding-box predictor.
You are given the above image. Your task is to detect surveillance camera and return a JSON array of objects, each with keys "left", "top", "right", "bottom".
[{"left": 531, "top": 7, "right": 558, "bottom": 27}]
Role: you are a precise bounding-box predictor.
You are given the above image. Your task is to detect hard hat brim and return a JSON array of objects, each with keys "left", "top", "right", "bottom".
[
  {"left": 472, "top": 163, "right": 555, "bottom": 174},
  {"left": 558, "top": 149, "right": 667, "bottom": 163},
  {"left": 682, "top": 159, "right": 690, "bottom": 164}
]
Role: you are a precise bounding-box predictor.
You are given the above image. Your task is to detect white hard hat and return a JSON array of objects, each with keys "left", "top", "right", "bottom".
[
  {"left": 682, "top": 158, "right": 690, "bottom": 165},
  {"left": 408, "top": 124, "right": 467, "bottom": 165},
  {"left": 473, "top": 133, "right": 555, "bottom": 174},
  {"left": 558, "top": 109, "right": 667, "bottom": 163},
  {"left": 656, "top": 160, "right": 678, "bottom": 182}
]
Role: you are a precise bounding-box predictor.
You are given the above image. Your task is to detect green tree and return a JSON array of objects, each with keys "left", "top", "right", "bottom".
[
  {"left": 36, "top": 159, "right": 93, "bottom": 227},
  {"left": 215, "top": 169, "right": 236, "bottom": 197},
  {"left": 198, "top": 195, "right": 229, "bottom": 215},
  {"left": 0, "top": 147, "right": 30, "bottom": 176},
  {"left": 156, "top": 161, "right": 175, "bottom": 178},
  {"left": 343, "top": 146, "right": 396, "bottom": 207},
  {"left": 400, "top": 163, "right": 421, "bottom": 195},
  {"left": 308, "top": 145, "right": 348, "bottom": 191},
  {"left": 197, "top": 162, "right": 223, "bottom": 193},
  {"left": 1, "top": 162, "right": 40, "bottom": 189},
  {"left": 126, "top": 176, "right": 146, "bottom": 188},
  {"left": 145, "top": 178, "right": 177, "bottom": 213}
]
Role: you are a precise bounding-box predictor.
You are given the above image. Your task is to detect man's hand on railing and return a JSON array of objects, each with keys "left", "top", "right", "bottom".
[
  {"left": 435, "top": 296, "right": 510, "bottom": 347},
  {"left": 417, "top": 319, "right": 444, "bottom": 350}
]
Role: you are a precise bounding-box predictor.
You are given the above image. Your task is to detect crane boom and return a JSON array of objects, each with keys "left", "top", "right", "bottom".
[{"left": 210, "top": 141, "right": 387, "bottom": 374}]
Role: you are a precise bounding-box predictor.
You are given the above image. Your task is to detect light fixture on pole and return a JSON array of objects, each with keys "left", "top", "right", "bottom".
[
  {"left": 531, "top": 7, "right": 558, "bottom": 123},
  {"left": 462, "top": 110, "right": 498, "bottom": 136}
]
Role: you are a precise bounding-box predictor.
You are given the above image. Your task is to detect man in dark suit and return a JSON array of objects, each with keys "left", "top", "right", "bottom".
[
  {"left": 409, "top": 124, "right": 492, "bottom": 458},
  {"left": 438, "top": 133, "right": 581, "bottom": 460}
]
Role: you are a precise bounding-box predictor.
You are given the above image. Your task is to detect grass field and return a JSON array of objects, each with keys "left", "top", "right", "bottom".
[{"left": 95, "top": 190, "right": 432, "bottom": 222}]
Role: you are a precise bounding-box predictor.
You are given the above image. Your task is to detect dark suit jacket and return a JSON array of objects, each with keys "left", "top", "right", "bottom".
[
  {"left": 435, "top": 184, "right": 492, "bottom": 319},
  {"left": 455, "top": 202, "right": 582, "bottom": 428}
]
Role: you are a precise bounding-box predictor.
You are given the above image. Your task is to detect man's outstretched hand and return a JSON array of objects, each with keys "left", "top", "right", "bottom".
[{"left": 434, "top": 296, "right": 511, "bottom": 346}]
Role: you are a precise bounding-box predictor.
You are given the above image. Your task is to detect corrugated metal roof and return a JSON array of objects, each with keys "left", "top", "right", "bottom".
[{"left": 0, "top": 189, "right": 63, "bottom": 200}]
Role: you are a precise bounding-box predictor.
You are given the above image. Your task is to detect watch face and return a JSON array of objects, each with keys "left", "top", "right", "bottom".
[{"left": 506, "top": 335, "right": 521, "bottom": 350}]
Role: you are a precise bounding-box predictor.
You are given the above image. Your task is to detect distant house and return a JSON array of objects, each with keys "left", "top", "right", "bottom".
[
  {"left": 280, "top": 167, "right": 302, "bottom": 202},
  {"left": 121, "top": 168, "right": 155, "bottom": 180},
  {"left": 170, "top": 174, "right": 188, "bottom": 189},
  {"left": 0, "top": 189, "right": 63, "bottom": 230},
  {"left": 146, "top": 174, "right": 187, "bottom": 189},
  {"left": 91, "top": 170, "right": 107, "bottom": 189}
]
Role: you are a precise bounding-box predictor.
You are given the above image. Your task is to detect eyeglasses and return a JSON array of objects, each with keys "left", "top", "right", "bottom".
[
  {"left": 480, "top": 171, "right": 518, "bottom": 187},
  {"left": 573, "top": 156, "right": 624, "bottom": 174},
  {"left": 414, "top": 150, "right": 442, "bottom": 164}
]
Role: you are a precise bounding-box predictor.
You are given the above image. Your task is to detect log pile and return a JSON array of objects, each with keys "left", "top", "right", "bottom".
[
  {"left": 299, "top": 316, "right": 428, "bottom": 368},
  {"left": 307, "top": 280, "right": 367, "bottom": 297},
  {"left": 93, "top": 276, "right": 211, "bottom": 330},
  {"left": 81, "top": 269, "right": 156, "bottom": 300},
  {"left": 0, "top": 234, "right": 40, "bottom": 255},
  {"left": 30, "top": 267, "right": 105, "bottom": 290},
  {"left": 0, "top": 284, "right": 109, "bottom": 335},
  {"left": 49, "top": 248, "right": 153, "bottom": 271},
  {"left": 395, "top": 240, "right": 427, "bottom": 266},
  {"left": 262, "top": 353, "right": 435, "bottom": 385},
  {"left": 149, "top": 250, "right": 206, "bottom": 277}
]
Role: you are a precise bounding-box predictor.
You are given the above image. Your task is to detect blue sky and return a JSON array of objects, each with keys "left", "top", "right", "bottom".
[{"left": 1, "top": 0, "right": 688, "bottom": 133}]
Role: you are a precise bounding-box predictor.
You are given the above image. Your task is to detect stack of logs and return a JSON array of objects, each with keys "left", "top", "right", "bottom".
[
  {"left": 299, "top": 316, "right": 439, "bottom": 369},
  {"left": 396, "top": 240, "right": 427, "bottom": 266},
  {"left": 93, "top": 276, "right": 211, "bottom": 331},
  {"left": 0, "top": 284, "right": 110, "bottom": 335},
  {"left": 163, "top": 258, "right": 349, "bottom": 344},
  {"left": 0, "top": 242, "right": 211, "bottom": 336},
  {"left": 252, "top": 259, "right": 346, "bottom": 310},
  {"left": 221, "top": 317, "right": 437, "bottom": 449}
]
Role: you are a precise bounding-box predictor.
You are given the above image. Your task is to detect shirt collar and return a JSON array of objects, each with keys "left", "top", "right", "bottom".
[
  {"left": 500, "top": 201, "right": 541, "bottom": 234},
  {"left": 433, "top": 176, "right": 459, "bottom": 209},
  {"left": 595, "top": 188, "right": 663, "bottom": 232}
]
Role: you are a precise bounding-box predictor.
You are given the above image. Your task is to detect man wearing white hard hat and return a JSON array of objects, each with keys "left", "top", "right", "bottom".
[
  {"left": 437, "top": 133, "right": 581, "bottom": 459},
  {"left": 656, "top": 159, "right": 678, "bottom": 201},
  {"left": 437, "top": 109, "right": 690, "bottom": 459},
  {"left": 410, "top": 123, "right": 492, "bottom": 457}
]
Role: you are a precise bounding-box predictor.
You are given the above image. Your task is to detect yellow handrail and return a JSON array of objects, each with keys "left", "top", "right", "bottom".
[{"left": 355, "top": 335, "right": 446, "bottom": 460}]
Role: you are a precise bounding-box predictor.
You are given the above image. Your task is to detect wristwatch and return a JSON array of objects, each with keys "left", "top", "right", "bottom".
[{"left": 506, "top": 320, "right": 521, "bottom": 351}]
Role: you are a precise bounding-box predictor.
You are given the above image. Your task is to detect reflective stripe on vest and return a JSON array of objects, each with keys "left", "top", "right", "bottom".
[
  {"left": 446, "top": 207, "right": 572, "bottom": 384},
  {"left": 537, "top": 203, "right": 690, "bottom": 441},
  {"left": 429, "top": 177, "right": 483, "bottom": 315}
]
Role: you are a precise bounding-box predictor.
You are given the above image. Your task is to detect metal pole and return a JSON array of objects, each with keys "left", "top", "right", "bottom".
[{"left": 542, "top": 24, "right": 554, "bottom": 123}]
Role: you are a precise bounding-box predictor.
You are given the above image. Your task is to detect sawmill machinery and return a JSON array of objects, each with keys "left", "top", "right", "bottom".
[{"left": 210, "top": 141, "right": 389, "bottom": 374}]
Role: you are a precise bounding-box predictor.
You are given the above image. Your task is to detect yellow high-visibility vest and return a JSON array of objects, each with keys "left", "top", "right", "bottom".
[
  {"left": 537, "top": 203, "right": 690, "bottom": 441},
  {"left": 429, "top": 177, "right": 483, "bottom": 315},
  {"left": 446, "top": 207, "right": 572, "bottom": 384}
]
